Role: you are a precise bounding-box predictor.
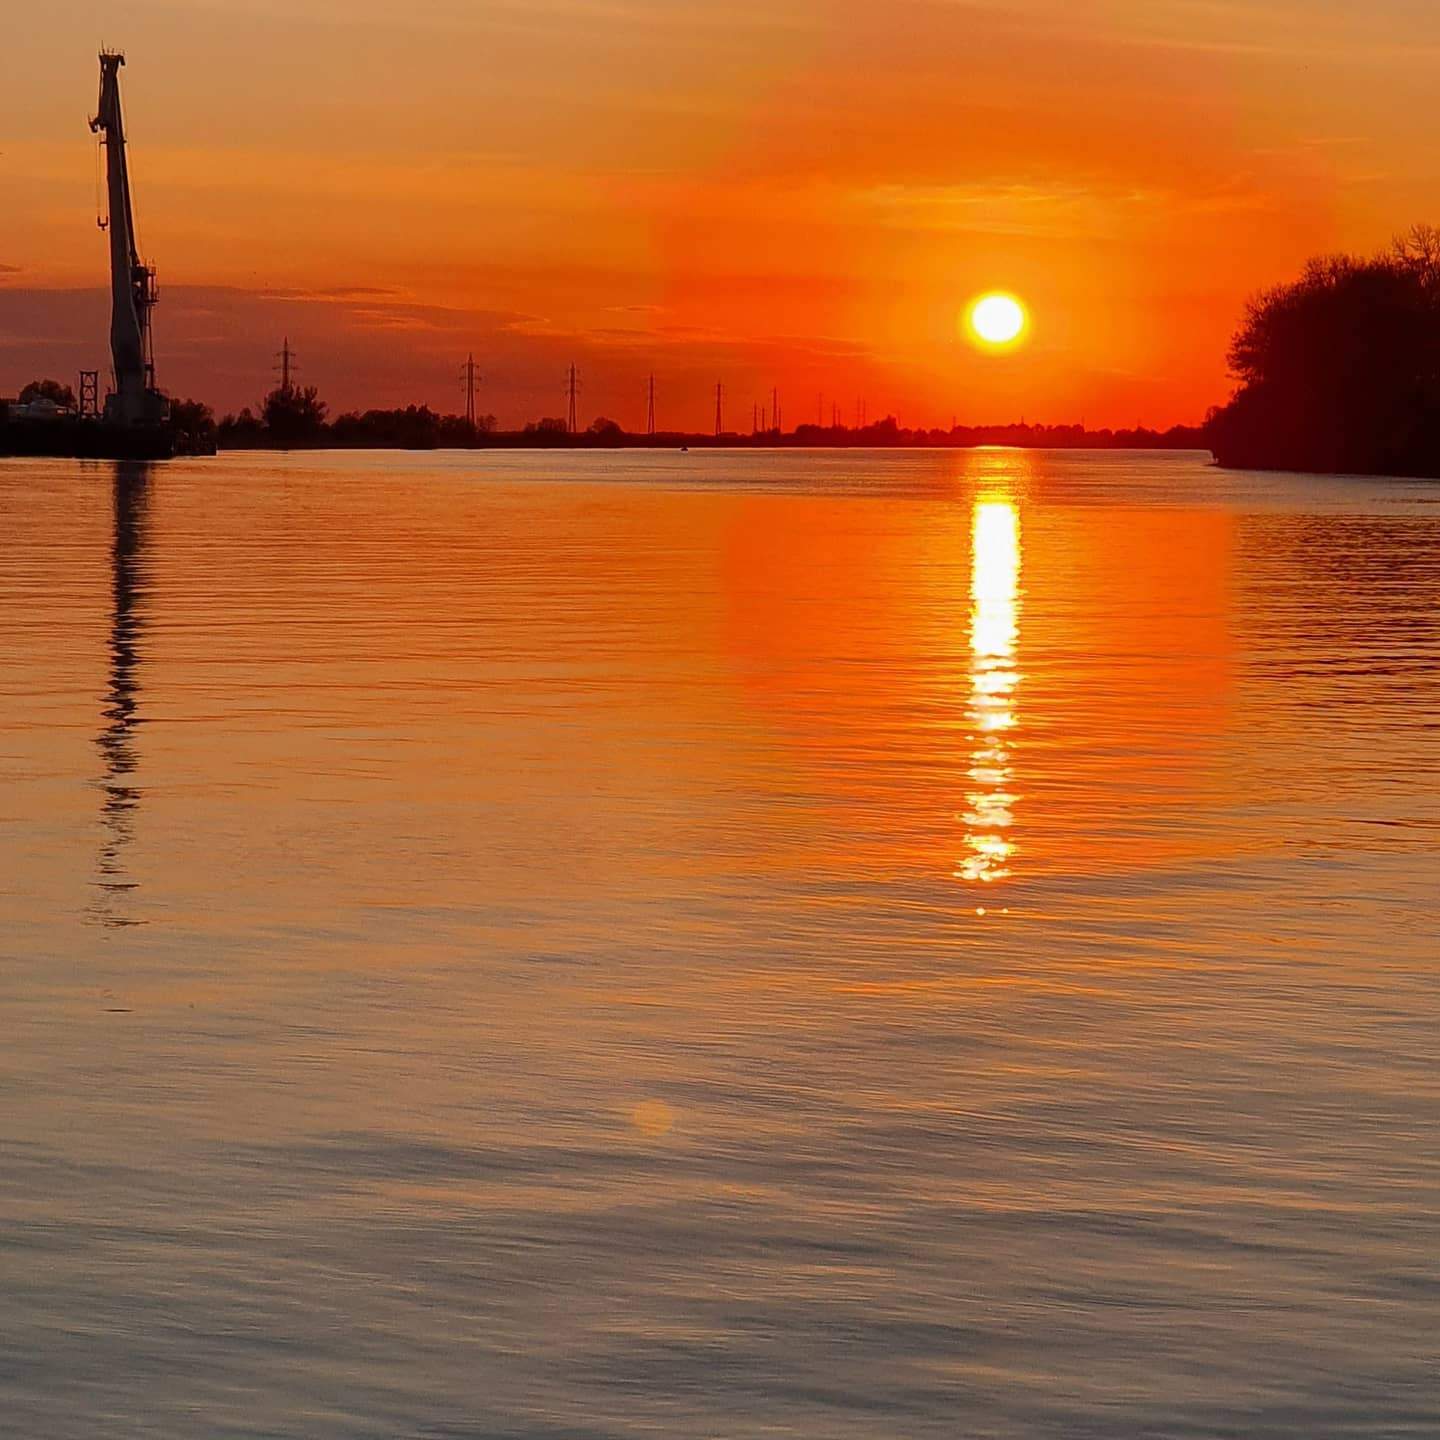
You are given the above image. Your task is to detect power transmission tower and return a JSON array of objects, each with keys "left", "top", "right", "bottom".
[
  {"left": 646, "top": 373, "right": 657, "bottom": 436},
  {"left": 78, "top": 370, "right": 100, "bottom": 419},
  {"left": 275, "top": 338, "right": 297, "bottom": 395},
  {"left": 714, "top": 381, "right": 724, "bottom": 437},
  {"left": 752, "top": 401, "right": 758, "bottom": 436},
  {"left": 459, "top": 353, "right": 482, "bottom": 427},
  {"left": 566, "top": 363, "right": 581, "bottom": 434},
  {"left": 772, "top": 387, "right": 780, "bottom": 435}
]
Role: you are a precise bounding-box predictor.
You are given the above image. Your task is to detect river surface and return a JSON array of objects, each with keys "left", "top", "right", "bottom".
[{"left": 1, "top": 449, "right": 1437, "bottom": 1438}]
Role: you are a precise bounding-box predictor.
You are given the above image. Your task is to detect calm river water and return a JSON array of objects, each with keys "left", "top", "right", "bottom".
[{"left": 2, "top": 449, "right": 1437, "bottom": 1438}]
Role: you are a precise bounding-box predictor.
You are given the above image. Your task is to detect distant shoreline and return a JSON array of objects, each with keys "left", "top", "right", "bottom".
[
  {"left": 215, "top": 427, "right": 1209, "bottom": 455},
  {"left": 1, "top": 436, "right": 1217, "bottom": 462},
  {"left": 2, "top": 412, "right": 1213, "bottom": 462}
]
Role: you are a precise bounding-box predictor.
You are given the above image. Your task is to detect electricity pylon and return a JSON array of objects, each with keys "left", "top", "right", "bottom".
[
  {"left": 460, "top": 353, "right": 482, "bottom": 427},
  {"left": 275, "top": 338, "right": 297, "bottom": 395}
]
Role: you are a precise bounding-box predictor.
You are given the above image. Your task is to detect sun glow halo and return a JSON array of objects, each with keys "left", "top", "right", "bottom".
[{"left": 967, "top": 293, "right": 1028, "bottom": 349}]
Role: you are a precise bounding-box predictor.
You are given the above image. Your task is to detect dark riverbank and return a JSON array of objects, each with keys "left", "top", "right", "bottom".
[
  {"left": 0, "top": 417, "right": 215, "bottom": 460},
  {"left": 1208, "top": 400, "right": 1440, "bottom": 479},
  {"left": 216, "top": 413, "right": 1208, "bottom": 454}
]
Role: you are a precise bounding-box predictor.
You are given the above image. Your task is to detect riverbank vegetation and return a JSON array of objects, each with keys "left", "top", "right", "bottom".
[
  {"left": 1207, "top": 227, "right": 1440, "bottom": 476},
  {"left": 214, "top": 387, "right": 1204, "bottom": 452}
]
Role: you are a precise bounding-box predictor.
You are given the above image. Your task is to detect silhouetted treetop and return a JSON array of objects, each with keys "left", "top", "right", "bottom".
[
  {"left": 1209, "top": 226, "right": 1440, "bottom": 476},
  {"left": 19, "top": 378, "right": 77, "bottom": 408},
  {"left": 169, "top": 397, "right": 215, "bottom": 444},
  {"left": 262, "top": 384, "right": 328, "bottom": 445}
]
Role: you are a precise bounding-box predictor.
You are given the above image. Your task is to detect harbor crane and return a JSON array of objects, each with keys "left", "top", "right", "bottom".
[{"left": 90, "top": 51, "right": 167, "bottom": 427}]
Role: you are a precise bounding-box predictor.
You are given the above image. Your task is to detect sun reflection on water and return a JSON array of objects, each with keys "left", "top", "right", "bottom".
[{"left": 959, "top": 499, "right": 1021, "bottom": 884}]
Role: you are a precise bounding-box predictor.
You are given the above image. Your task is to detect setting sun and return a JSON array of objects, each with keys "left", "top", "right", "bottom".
[{"left": 967, "top": 293, "right": 1029, "bottom": 349}]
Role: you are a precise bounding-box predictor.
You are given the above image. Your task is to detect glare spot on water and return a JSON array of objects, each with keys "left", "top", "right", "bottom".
[
  {"left": 630, "top": 1099, "right": 676, "bottom": 1138},
  {"left": 959, "top": 497, "right": 1022, "bottom": 885}
]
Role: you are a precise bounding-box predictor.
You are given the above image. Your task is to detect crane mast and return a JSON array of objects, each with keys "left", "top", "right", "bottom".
[{"left": 90, "top": 52, "right": 166, "bottom": 427}]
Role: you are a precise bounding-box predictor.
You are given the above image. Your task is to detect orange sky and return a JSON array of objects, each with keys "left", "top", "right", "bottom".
[{"left": 4, "top": 0, "right": 1439, "bottom": 426}]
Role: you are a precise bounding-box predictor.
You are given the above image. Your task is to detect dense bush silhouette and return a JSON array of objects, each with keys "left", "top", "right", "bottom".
[
  {"left": 168, "top": 397, "right": 215, "bottom": 448},
  {"left": 261, "top": 384, "right": 328, "bottom": 446},
  {"left": 19, "top": 378, "right": 77, "bottom": 408},
  {"left": 1208, "top": 227, "right": 1440, "bottom": 475},
  {"left": 331, "top": 405, "right": 496, "bottom": 448}
]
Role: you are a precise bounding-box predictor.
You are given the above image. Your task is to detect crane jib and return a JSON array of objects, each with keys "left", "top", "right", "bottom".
[{"left": 89, "top": 51, "right": 166, "bottom": 428}]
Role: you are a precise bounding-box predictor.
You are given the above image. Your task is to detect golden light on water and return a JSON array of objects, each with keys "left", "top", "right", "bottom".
[
  {"left": 631, "top": 1099, "right": 676, "bottom": 1137},
  {"left": 959, "top": 499, "right": 1021, "bottom": 884}
]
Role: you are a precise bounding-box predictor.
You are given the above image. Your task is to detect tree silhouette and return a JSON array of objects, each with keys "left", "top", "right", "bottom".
[
  {"left": 169, "top": 397, "right": 216, "bottom": 447},
  {"left": 262, "top": 384, "right": 328, "bottom": 446},
  {"left": 19, "top": 378, "right": 77, "bottom": 408},
  {"left": 1209, "top": 226, "right": 1440, "bottom": 475}
]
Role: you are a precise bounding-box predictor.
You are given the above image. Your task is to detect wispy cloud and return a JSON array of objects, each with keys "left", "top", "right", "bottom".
[
  {"left": 257, "top": 285, "right": 404, "bottom": 303},
  {"left": 862, "top": 181, "right": 1130, "bottom": 239}
]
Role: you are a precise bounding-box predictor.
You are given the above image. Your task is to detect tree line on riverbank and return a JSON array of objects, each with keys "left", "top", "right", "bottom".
[
  {"left": 1207, "top": 226, "right": 1440, "bottom": 476},
  {"left": 203, "top": 376, "right": 1204, "bottom": 451},
  {"left": 211, "top": 401, "right": 1205, "bottom": 453}
]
